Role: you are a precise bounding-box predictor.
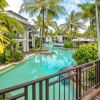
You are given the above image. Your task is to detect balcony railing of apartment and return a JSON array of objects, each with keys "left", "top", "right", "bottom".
[{"left": 0, "top": 59, "right": 100, "bottom": 100}]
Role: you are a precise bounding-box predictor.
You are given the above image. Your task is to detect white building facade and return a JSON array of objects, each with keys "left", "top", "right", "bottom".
[{"left": 7, "top": 10, "right": 37, "bottom": 52}]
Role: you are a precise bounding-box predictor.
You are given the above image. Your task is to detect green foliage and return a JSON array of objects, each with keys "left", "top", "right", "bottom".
[
  {"left": 73, "top": 43, "right": 98, "bottom": 65},
  {"left": 20, "top": 0, "right": 65, "bottom": 18},
  {"left": 0, "top": 95, "right": 3, "bottom": 100},
  {"left": 20, "top": 0, "right": 65, "bottom": 49},
  {"left": 0, "top": 0, "right": 25, "bottom": 54},
  {"left": 30, "top": 48, "right": 37, "bottom": 53},
  {"left": 35, "top": 37, "right": 41, "bottom": 48},
  {"left": 87, "top": 65, "right": 96, "bottom": 82},
  {"left": 75, "top": 41, "right": 82, "bottom": 48},
  {"left": 60, "top": 10, "right": 85, "bottom": 36},
  {"left": 0, "top": 49, "right": 11, "bottom": 64},
  {"left": 84, "top": 27, "right": 96, "bottom": 39},
  {"left": 11, "top": 50, "right": 24, "bottom": 62},
  {"left": 0, "top": 49, "right": 24, "bottom": 64},
  {"left": 64, "top": 40, "right": 73, "bottom": 48},
  {"left": 0, "top": 0, "right": 8, "bottom": 9}
]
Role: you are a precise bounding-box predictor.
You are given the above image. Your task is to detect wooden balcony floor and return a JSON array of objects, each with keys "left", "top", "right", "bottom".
[
  {"left": 94, "top": 93, "right": 100, "bottom": 100},
  {"left": 82, "top": 87, "right": 100, "bottom": 100}
]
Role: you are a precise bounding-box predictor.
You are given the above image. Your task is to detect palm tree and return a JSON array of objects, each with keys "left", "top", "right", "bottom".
[
  {"left": 0, "top": 0, "right": 24, "bottom": 54},
  {"left": 34, "top": 15, "right": 57, "bottom": 34},
  {"left": 78, "top": 3, "right": 96, "bottom": 28},
  {"left": 0, "top": 13, "right": 24, "bottom": 54},
  {"left": 60, "top": 10, "right": 85, "bottom": 39},
  {"left": 84, "top": 27, "right": 96, "bottom": 42},
  {"left": 95, "top": 0, "right": 100, "bottom": 58},
  {"left": 33, "top": 15, "right": 58, "bottom": 46},
  {"left": 20, "top": 0, "right": 65, "bottom": 49},
  {"left": 0, "top": 0, "right": 8, "bottom": 10},
  {"left": 78, "top": 2, "right": 100, "bottom": 58}
]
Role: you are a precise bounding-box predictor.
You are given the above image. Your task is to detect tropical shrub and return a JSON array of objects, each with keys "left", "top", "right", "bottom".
[
  {"left": 73, "top": 43, "right": 98, "bottom": 65},
  {"left": 0, "top": 54, "right": 6, "bottom": 64},
  {"left": 11, "top": 50, "right": 24, "bottom": 62},
  {"left": 64, "top": 40, "right": 73, "bottom": 48},
  {"left": 0, "top": 49, "right": 11, "bottom": 64},
  {"left": 73, "top": 43, "right": 98, "bottom": 84},
  {"left": 0, "top": 49, "right": 24, "bottom": 64}
]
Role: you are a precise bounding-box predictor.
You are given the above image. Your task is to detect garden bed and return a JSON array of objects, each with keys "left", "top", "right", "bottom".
[{"left": 0, "top": 53, "right": 36, "bottom": 71}]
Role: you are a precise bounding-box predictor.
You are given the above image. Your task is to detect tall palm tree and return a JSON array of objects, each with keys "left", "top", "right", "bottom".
[
  {"left": 60, "top": 10, "right": 85, "bottom": 39},
  {"left": 33, "top": 15, "right": 57, "bottom": 35},
  {"left": 20, "top": 0, "right": 65, "bottom": 49},
  {"left": 95, "top": 0, "right": 100, "bottom": 58},
  {"left": 78, "top": 3, "right": 98, "bottom": 29}
]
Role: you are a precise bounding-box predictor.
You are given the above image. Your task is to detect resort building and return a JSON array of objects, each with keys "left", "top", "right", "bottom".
[
  {"left": 72, "top": 37, "right": 95, "bottom": 44},
  {"left": 43, "top": 35, "right": 67, "bottom": 43},
  {"left": 6, "top": 10, "right": 37, "bottom": 52}
]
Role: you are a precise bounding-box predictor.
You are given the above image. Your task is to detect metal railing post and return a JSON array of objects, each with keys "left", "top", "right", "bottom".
[
  {"left": 96, "top": 60, "right": 100, "bottom": 85},
  {"left": 98, "top": 60, "right": 100, "bottom": 84},
  {"left": 79, "top": 68, "right": 82, "bottom": 100},
  {"left": 24, "top": 86, "right": 28, "bottom": 100},
  {"left": 46, "top": 79, "right": 49, "bottom": 100},
  {"left": 76, "top": 68, "right": 82, "bottom": 100}
]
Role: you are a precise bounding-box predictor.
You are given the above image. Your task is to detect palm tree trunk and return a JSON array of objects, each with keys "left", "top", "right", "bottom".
[
  {"left": 40, "top": 27, "right": 42, "bottom": 48},
  {"left": 95, "top": 0, "right": 100, "bottom": 59},
  {"left": 41, "top": 9, "right": 45, "bottom": 50}
]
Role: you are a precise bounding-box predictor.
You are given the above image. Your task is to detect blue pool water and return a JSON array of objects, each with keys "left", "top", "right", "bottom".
[{"left": 0, "top": 44, "right": 76, "bottom": 100}]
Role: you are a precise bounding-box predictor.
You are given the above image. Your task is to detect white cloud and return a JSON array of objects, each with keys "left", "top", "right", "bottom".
[
  {"left": 5, "top": 0, "right": 91, "bottom": 33},
  {"left": 75, "top": 0, "right": 81, "bottom": 4},
  {"left": 6, "top": 0, "right": 23, "bottom": 13},
  {"left": 57, "top": 19, "right": 65, "bottom": 25}
]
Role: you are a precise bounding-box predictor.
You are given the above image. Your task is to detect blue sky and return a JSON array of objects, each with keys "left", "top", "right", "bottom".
[{"left": 6, "top": 0, "right": 93, "bottom": 25}]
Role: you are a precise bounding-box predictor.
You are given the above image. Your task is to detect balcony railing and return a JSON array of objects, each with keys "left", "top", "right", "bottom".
[{"left": 0, "top": 59, "right": 100, "bottom": 100}]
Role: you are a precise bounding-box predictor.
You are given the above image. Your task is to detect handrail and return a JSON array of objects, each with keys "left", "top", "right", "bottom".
[
  {"left": 0, "top": 59, "right": 100, "bottom": 100},
  {"left": 0, "top": 59, "right": 99, "bottom": 94}
]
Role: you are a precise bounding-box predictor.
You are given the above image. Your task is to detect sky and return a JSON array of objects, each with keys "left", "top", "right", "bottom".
[{"left": 6, "top": 0, "right": 93, "bottom": 30}]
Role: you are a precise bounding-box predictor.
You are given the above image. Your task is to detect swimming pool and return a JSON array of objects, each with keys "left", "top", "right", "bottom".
[{"left": 0, "top": 44, "right": 75, "bottom": 100}]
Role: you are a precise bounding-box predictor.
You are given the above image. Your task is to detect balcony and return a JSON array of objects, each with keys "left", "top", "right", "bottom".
[{"left": 0, "top": 59, "right": 100, "bottom": 100}]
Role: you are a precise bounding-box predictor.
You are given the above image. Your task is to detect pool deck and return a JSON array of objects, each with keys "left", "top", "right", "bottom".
[{"left": 0, "top": 53, "right": 36, "bottom": 71}]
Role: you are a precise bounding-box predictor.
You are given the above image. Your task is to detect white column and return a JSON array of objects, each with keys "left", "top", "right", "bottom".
[
  {"left": 23, "top": 28, "right": 29, "bottom": 52},
  {"left": 26, "top": 29, "right": 29, "bottom": 52},
  {"left": 23, "top": 39, "right": 26, "bottom": 52},
  {"left": 32, "top": 34, "right": 35, "bottom": 48}
]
